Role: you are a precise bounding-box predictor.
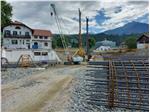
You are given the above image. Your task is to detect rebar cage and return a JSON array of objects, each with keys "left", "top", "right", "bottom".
[{"left": 86, "top": 59, "right": 149, "bottom": 111}]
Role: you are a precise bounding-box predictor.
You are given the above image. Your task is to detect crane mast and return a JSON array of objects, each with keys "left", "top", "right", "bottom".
[
  {"left": 86, "top": 17, "right": 89, "bottom": 55},
  {"left": 78, "top": 8, "right": 82, "bottom": 48}
]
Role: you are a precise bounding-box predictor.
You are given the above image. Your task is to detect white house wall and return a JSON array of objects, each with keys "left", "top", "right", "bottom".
[
  {"left": 31, "top": 40, "right": 52, "bottom": 49},
  {"left": 33, "top": 50, "right": 61, "bottom": 62},
  {"left": 137, "top": 43, "right": 148, "bottom": 49},
  {"left": 2, "top": 50, "right": 32, "bottom": 62},
  {"left": 3, "top": 38, "right": 30, "bottom": 49},
  {"left": 31, "top": 35, "right": 52, "bottom": 49},
  {"left": 3, "top": 25, "right": 32, "bottom": 36},
  {"left": 3, "top": 25, "right": 32, "bottom": 49},
  {"left": 2, "top": 49, "right": 61, "bottom": 63}
]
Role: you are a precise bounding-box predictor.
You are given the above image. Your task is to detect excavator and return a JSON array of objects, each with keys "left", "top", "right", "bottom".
[{"left": 51, "top": 4, "right": 86, "bottom": 64}]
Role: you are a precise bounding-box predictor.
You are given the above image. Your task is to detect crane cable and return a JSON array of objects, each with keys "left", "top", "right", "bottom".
[{"left": 50, "top": 4, "right": 68, "bottom": 54}]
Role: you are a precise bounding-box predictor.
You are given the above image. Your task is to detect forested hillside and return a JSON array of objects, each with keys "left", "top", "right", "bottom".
[{"left": 52, "top": 33, "right": 141, "bottom": 48}]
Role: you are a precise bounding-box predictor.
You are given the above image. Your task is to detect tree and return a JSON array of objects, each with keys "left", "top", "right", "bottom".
[
  {"left": 1, "top": 1, "right": 12, "bottom": 28},
  {"left": 52, "top": 38, "right": 57, "bottom": 49},
  {"left": 88, "top": 37, "right": 96, "bottom": 48},
  {"left": 56, "top": 37, "right": 69, "bottom": 48},
  {"left": 125, "top": 36, "right": 137, "bottom": 49}
]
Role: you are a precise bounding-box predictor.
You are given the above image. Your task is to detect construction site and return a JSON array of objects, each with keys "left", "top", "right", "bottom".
[{"left": 1, "top": 2, "right": 149, "bottom": 112}]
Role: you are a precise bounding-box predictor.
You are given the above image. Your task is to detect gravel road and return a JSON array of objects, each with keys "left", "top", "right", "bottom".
[
  {"left": 1, "top": 65, "right": 86, "bottom": 112},
  {"left": 2, "top": 65, "right": 139, "bottom": 112}
]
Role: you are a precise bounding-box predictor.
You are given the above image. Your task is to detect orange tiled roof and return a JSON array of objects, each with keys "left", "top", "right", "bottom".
[{"left": 33, "top": 29, "right": 52, "bottom": 37}]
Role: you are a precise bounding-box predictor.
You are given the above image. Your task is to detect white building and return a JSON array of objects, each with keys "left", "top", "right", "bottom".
[
  {"left": 95, "top": 46, "right": 111, "bottom": 51},
  {"left": 95, "top": 38, "right": 116, "bottom": 49},
  {"left": 137, "top": 34, "right": 149, "bottom": 49},
  {"left": 2, "top": 21, "right": 61, "bottom": 63},
  {"left": 3, "top": 21, "right": 52, "bottom": 49}
]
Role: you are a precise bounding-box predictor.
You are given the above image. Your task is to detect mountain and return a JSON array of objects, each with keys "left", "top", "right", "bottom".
[{"left": 103, "top": 21, "right": 149, "bottom": 35}]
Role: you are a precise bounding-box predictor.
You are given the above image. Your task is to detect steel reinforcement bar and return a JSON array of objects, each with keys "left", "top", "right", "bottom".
[{"left": 87, "top": 60, "right": 149, "bottom": 111}]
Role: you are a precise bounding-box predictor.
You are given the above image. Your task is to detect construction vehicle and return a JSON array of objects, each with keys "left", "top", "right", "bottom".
[{"left": 50, "top": 4, "right": 86, "bottom": 64}]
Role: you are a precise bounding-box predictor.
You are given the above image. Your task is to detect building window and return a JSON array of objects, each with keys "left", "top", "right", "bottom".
[
  {"left": 23, "top": 40, "right": 24, "bottom": 44},
  {"left": 12, "top": 40, "right": 18, "bottom": 44},
  {"left": 39, "top": 36, "right": 43, "bottom": 39},
  {"left": 19, "top": 31, "right": 21, "bottom": 35},
  {"left": 25, "top": 32, "right": 29, "bottom": 36},
  {"left": 34, "top": 36, "right": 38, "bottom": 39},
  {"left": 28, "top": 44, "right": 30, "bottom": 49},
  {"left": 34, "top": 42, "right": 38, "bottom": 45},
  {"left": 44, "top": 42, "right": 48, "bottom": 46},
  {"left": 26, "top": 40, "right": 30, "bottom": 42},
  {"left": 34, "top": 52, "right": 41, "bottom": 56},
  {"left": 42, "top": 52, "right": 48, "bottom": 56},
  {"left": 15, "top": 26, "right": 21, "bottom": 29},
  {"left": 44, "top": 36, "right": 48, "bottom": 39},
  {"left": 32, "top": 42, "right": 38, "bottom": 49},
  {"left": 13, "top": 31, "right": 17, "bottom": 35},
  {"left": 4, "top": 30, "right": 11, "bottom": 36}
]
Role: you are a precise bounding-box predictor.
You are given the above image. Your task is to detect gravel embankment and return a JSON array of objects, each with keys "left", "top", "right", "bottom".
[{"left": 1, "top": 68, "right": 44, "bottom": 84}]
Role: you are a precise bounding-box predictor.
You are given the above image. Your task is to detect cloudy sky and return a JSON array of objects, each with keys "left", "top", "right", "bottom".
[{"left": 7, "top": 0, "right": 149, "bottom": 34}]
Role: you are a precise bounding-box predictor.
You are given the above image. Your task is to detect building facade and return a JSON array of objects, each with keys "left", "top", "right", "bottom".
[
  {"left": 3, "top": 22, "right": 32, "bottom": 49},
  {"left": 95, "top": 38, "right": 116, "bottom": 49},
  {"left": 95, "top": 46, "right": 111, "bottom": 51},
  {"left": 2, "top": 21, "right": 61, "bottom": 63},
  {"left": 2, "top": 21, "right": 52, "bottom": 50},
  {"left": 137, "top": 34, "right": 149, "bottom": 49}
]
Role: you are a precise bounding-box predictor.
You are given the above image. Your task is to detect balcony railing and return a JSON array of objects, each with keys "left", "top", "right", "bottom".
[{"left": 4, "top": 34, "right": 31, "bottom": 39}]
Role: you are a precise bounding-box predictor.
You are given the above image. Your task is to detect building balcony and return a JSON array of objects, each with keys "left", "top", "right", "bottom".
[
  {"left": 3, "top": 44, "right": 29, "bottom": 49},
  {"left": 4, "top": 34, "right": 31, "bottom": 39}
]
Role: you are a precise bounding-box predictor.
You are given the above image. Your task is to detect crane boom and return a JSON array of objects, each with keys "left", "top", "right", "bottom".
[{"left": 50, "top": 4, "right": 68, "bottom": 55}]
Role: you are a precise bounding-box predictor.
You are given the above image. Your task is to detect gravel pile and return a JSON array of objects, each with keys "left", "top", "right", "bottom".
[
  {"left": 1, "top": 68, "right": 44, "bottom": 84},
  {"left": 63, "top": 69, "right": 101, "bottom": 112}
]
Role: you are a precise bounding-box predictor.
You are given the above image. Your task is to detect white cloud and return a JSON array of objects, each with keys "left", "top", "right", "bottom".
[
  {"left": 99, "top": 1, "right": 149, "bottom": 31},
  {"left": 7, "top": 0, "right": 149, "bottom": 34}
]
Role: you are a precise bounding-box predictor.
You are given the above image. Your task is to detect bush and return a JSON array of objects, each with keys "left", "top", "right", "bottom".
[
  {"left": 125, "top": 36, "right": 137, "bottom": 49},
  {"left": 88, "top": 37, "right": 96, "bottom": 48}
]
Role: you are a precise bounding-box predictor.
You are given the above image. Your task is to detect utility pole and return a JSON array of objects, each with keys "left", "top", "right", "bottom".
[
  {"left": 79, "top": 8, "right": 82, "bottom": 48},
  {"left": 86, "top": 17, "right": 89, "bottom": 55}
]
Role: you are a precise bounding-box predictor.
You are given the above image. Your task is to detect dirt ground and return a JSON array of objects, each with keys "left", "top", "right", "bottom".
[{"left": 2, "top": 65, "right": 86, "bottom": 112}]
